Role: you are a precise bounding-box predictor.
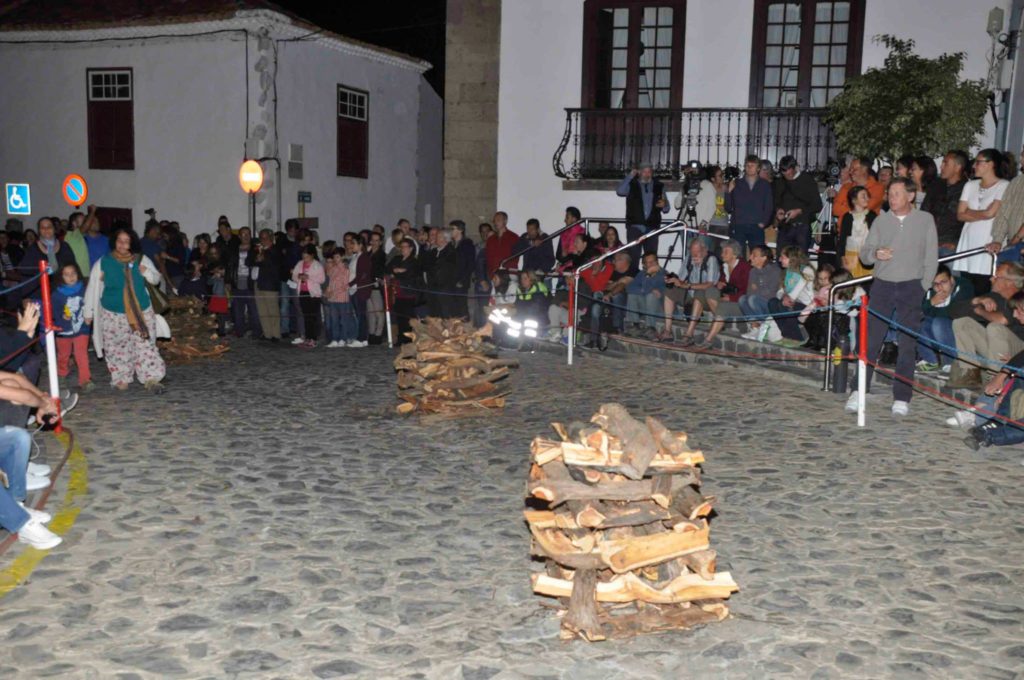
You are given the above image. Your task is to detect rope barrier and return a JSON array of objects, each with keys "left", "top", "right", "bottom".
[{"left": 0, "top": 273, "right": 43, "bottom": 297}]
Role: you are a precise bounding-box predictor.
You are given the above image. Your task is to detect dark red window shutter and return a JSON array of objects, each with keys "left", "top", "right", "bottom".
[
  {"left": 88, "top": 100, "right": 134, "bottom": 170},
  {"left": 337, "top": 116, "right": 368, "bottom": 178}
]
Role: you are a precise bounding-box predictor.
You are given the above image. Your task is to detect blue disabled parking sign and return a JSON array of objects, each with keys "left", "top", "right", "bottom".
[{"left": 5, "top": 183, "right": 31, "bottom": 216}]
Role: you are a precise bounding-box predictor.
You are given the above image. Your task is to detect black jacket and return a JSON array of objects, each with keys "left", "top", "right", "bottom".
[
  {"left": 17, "top": 242, "right": 76, "bottom": 300},
  {"left": 837, "top": 210, "right": 878, "bottom": 256},
  {"left": 389, "top": 255, "right": 422, "bottom": 300},
  {"left": 246, "top": 245, "right": 281, "bottom": 291},
  {"left": 432, "top": 243, "right": 458, "bottom": 289},
  {"left": 625, "top": 177, "right": 667, "bottom": 230},
  {"left": 774, "top": 173, "right": 823, "bottom": 225},
  {"left": 455, "top": 238, "right": 476, "bottom": 287},
  {"left": 921, "top": 178, "right": 967, "bottom": 245}
]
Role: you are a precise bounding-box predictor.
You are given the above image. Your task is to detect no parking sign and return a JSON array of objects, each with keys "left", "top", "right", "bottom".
[{"left": 62, "top": 174, "right": 88, "bottom": 208}]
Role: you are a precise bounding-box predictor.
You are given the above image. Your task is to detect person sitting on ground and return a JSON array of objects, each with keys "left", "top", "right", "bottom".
[
  {"left": 837, "top": 185, "right": 877, "bottom": 278},
  {"left": 797, "top": 263, "right": 835, "bottom": 351},
  {"left": 739, "top": 245, "right": 782, "bottom": 340},
  {"left": 0, "top": 400, "right": 61, "bottom": 548},
  {"left": 579, "top": 249, "right": 616, "bottom": 349},
  {"left": 695, "top": 239, "right": 750, "bottom": 348},
  {"left": 764, "top": 246, "right": 815, "bottom": 346},
  {"left": 555, "top": 207, "right": 585, "bottom": 273},
  {"left": 513, "top": 270, "right": 549, "bottom": 333},
  {"left": 917, "top": 265, "right": 974, "bottom": 375},
  {"left": 83, "top": 227, "right": 166, "bottom": 392},
  {"left": 488, "top": 269, "right": 519, "bottom": 309},
  {"left": 178, "top": 260, "right": 207, "bottom": 300},
  {"left": 598, "top": 225, "right": 624, "bottom": 254},
  {"left": 52, "top": 263, "right": 92, "bottom": 392},
  {"left": 625, "top": 252, "right": 665, "bottom": 336},
  {"left": 587, "top": 252, "right": 636, "bottom": 346},
  {"left": 660, "top": 240, "right": 720, "bottom": 344},
  {"left": 290, "top": 244, "right": 325, "bottom": 348},
  {"left": 948, "top": 261, "right": 1024, "bottom": 389}
]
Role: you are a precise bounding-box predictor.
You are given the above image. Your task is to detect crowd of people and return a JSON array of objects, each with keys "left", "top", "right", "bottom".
[{"left": 8, "top": 143, "right": 1024, "bottom": 549}]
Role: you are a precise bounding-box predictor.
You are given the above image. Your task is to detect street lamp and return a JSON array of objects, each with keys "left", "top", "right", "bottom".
[{"left": 239, "top": 159, "right": 263, "bottom": 233}]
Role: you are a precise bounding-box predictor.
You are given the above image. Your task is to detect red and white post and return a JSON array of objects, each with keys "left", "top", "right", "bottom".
[
  {"left": 38, "top": 261, "right": 62, "bottom": 433},
  {"left": 857, "top": 294, "right": 868, "bottom": 428},
  {"left": 382, "top": 277, "right": 394, "bottom": 349},
  {"left": 567, "top": 274, "right": 577, "bottom": 366}
]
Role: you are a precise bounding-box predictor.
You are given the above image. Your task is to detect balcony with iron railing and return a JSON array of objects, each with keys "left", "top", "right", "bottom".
[{"left": 553, "top": 107, "right": 838, "bottom": 182}]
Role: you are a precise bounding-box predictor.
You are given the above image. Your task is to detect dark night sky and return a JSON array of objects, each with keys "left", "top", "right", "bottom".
[{"left": 274, "top": 0, "right": 447, "bottom": 95}]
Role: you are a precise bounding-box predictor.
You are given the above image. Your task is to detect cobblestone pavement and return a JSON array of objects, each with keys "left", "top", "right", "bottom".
[{"left": 2, "top": 340, "right": 1023, "bottom": 679}]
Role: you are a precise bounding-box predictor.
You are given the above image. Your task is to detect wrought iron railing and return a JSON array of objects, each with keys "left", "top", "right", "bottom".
[{"left": 553, "top": 107, "right": 838, "bottom": 180}]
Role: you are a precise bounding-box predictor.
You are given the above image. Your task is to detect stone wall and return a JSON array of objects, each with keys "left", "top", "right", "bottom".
[{"left": 444, "top": 0, "right": 501, "bottom": 234}]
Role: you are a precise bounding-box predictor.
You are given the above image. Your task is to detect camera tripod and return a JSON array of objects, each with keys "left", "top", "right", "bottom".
[{"left": 662, "top": 202, "right": 699, "bottom": 271}]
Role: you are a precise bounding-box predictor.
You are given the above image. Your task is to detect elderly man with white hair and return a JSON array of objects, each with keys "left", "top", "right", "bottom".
[{"left": 659, "top": 239, "right": 720, "bottom": 344}]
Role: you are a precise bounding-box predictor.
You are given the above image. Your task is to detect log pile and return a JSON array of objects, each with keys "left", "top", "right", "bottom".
[
  {"left": 394, "top": 318, "right": 518, "bottom": 416},
  {"left": 525, "top": 404, "right": 738, "bottom": 641},
  {"left": 159, "top": 296, "right": 230, "bottom": 364}
]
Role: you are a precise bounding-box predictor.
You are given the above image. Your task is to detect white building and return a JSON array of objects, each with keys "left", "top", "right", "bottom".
[
  {"left": 0, "top": 1, "right": 443, "bottom": 243},
  {"left": 476, "top": 0, "right": 1024, "bottom": 240}
]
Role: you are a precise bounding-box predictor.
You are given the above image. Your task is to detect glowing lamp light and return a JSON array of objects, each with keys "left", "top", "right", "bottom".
[{"left": 239, "top": 160, "right": 264, "bottom": 194}]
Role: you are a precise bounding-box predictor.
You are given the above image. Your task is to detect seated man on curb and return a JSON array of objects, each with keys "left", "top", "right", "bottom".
[
  {"left": 0, "top": 375, "right": 61, "bottom": 549},
  {"left": 917, "top": 265, "right": 973, "bottom": 376},
  {"left": 948, "top": 261, "right": 1024, "bottom": 390},
  {"left": 660, "top": 240, "right": 720, "bottom": 345},
  {"left": 697, "top": 239, "right": 751, "bottom": 348},
  {"left": 584, "top": 252, "right": 636, "bottom": 349},
  {"left": 624, "top": 253, "right": 665, "bottom": 336}
]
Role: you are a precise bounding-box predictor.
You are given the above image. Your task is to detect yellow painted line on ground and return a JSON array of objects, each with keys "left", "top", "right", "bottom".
[{"left": 0, "top": 432, "right": 88, "bottom": 598}]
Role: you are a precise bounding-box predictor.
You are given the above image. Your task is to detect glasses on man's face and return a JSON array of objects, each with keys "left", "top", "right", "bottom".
[{"left": 974, "top": 158, "right": 992, "bottom": 165}]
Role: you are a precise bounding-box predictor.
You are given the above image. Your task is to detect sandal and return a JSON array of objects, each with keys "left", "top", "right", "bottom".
[
  {"left": 679, "top": 334, "right": 695, "bottom": 347},
  {"left": 655, "top": 328, "right": 673, "bottom": 342},
  {"left": 114, "top": 382, "right": 130, "bottom": 391}
]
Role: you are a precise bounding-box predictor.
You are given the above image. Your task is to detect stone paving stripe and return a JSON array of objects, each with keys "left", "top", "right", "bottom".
[{"left": 0, "top": 430, "right": 88, "bottom": 597}]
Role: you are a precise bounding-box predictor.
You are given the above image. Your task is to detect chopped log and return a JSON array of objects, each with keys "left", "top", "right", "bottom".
[
  {"left": 646, "top": 415, "right": 694, "bottom": 456},
  {"left": 532, "top": 570, "right": 738, "bottom": 604},
  {"left": 668, "top": 483, "right": 715, "bottom": 520},
  {"left": 591, "top": 404, "right": 661, "bottom": 480},
  {"left": 529, "top": 525, "right": 605, "bottom": 570},
  {"left": 678, "top": 550, "right": 717, "bottom": 580},
  {"left": 562, "top": 569, "right": 606, "bottom": 642},
  {"left": 597, "top": 521, "right": 710, "bottom": 573},
  {"left": 530, "top": 438, "right": 705, "bottom": 471},
  {"left": 598, "top": 602, "right": 728, "bottom": 639}
]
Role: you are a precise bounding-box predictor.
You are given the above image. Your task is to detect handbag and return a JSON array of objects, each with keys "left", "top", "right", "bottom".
[{"left": 135, "top": 255, "right": 168, "bottom": 314}]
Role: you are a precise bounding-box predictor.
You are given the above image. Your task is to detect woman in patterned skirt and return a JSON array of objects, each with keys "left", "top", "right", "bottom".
[{"left": 83, "top": 227, "right": 166, "bottom": 391}]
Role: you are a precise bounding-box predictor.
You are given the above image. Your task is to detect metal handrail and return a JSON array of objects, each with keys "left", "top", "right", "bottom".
[
  {"left": 821, "top": 245, "right": 999, "bottom": 391},
  {"left": 568, "top": 219, "right": 685, "bottom": 365},
  {"left": 498, "top": 217, "right": 680, "bottom": 271}
]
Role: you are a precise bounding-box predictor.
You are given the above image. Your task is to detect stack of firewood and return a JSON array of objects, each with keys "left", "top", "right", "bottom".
[
  {"left": 394, "top": 318, "right": 518, "bottom": 416},
  {"left": 160, "top": 296, "right": 230, "bottom": 364},
  {"left": 524, "top": 403, "right": 738, "bottom": 641}
]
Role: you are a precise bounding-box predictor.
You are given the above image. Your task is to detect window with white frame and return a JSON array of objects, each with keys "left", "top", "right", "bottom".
[
  {"left": 87, "top": 68, "right": 134, "bottom": 169},
  {"left": 89, "top": 69, "right": 132, "bottom": 101},
  {"left": 337, "top": 85, "right": 368, "bottom": 178}
]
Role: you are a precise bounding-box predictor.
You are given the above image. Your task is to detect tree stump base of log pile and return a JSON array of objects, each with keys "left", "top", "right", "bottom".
[
  {"left": 159, "top": 297, "right": 231, "bottom": 364},
  {"left": 394, "top": 318, "right": 518, "bottom": 416},
  {"left": 525, "top": 404, "right": 739, "bottom": 641}
]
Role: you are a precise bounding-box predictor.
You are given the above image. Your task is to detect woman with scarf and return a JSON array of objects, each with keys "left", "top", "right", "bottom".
[{"left": 83, "top": 227, "right": 166, "bottom": 391}]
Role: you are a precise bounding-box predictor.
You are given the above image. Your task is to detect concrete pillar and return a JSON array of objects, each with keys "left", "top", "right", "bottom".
[{"left": 444, "top": 0, "right": 501, "bottom": 232}]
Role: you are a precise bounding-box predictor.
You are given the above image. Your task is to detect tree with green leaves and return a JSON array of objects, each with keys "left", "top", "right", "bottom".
[{"left": 825, "top": 35, "right": 989, "bottom": 163}]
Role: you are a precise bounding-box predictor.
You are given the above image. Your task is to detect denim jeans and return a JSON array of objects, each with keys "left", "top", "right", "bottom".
[
  {"left": 231, "top": 288, "right": 262, "bottom": 337},
  {"left": 917, "top": 315, "right": 956, "bottom": 366},
  {"left": 626, "top": 292, "right": 661, "bottom": 327},
  {"left": 767, "top": 298, "right": 806, "bottom": 340},
  {"left": 279, "top": 282, "right": 295, "bottom": 336},
  {"left": 588, "top": 291, "right": 627, "bottom": 338},
  {"left": 864, "top": 279, "right": 924, "bottom": 403},
  {"left": 738, "top": 294, "right": 771, "bottom": 320},
  {"left": 353, "top": 296, "right": 368, "bottom": 342},
  {"left": 0, "top": 427, "right": 32, "bottom": 534},
  {"left": 997, "top": 242, "right": 1024, "bottom": 264},
  {"left": 325, "top": 302, "right": 356, "bottom": 343},
  {"left": 730, "top": 223, "right": 765, "bottom": 254}
]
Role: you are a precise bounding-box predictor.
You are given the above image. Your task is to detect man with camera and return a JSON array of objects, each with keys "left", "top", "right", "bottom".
[
  {"left": 773, "top": 155, "right": 823, "bottom": 253},
  {"left": 726, "top": 154, "right": 774, "bottom": 255},
  {"left": 616, "top": 162, "right": 670, "bottom": 261},
  {"left": 659, "top": 239, "right": 720, "bottom": 344}
]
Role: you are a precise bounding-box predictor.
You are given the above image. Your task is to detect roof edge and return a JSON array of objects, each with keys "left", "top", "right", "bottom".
[{"left": 0, "top": 9, "right": 432, "bottom": 74}]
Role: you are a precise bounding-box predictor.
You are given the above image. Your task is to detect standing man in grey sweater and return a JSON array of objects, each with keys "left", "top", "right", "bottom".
[{"left": 848, "top": 177, "right": 939, "bottom": 416}]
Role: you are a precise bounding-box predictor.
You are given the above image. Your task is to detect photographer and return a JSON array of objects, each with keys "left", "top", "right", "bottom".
[
  {"left": 616, "top": 162, "right": 669, "bottom": 262},
  {"left": 773, "top": 155, "right": 823, "bottom": 253},
  {"left": 675, "top": 165, "right": 729, "bottom": 253},
  {"left": 726, "top": 154, "right": 774, "bottom": 255}
]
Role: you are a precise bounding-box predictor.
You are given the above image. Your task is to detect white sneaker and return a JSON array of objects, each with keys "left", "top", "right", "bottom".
[
  {"left": 348, "top": 340, "right": 368, "bottom": 348},
  {"left": 891, "top": 400, "right": 910, "bottom": 417},
  {"left": 945, "top": 409, "right": 975, "bottom": 429},
  {"left": 27, "top": 462, "right": 51, "bottom": 476},
  {"left": 764, "top": 320, "right": 783, "bottom": 343},
  {"left": 741, "top": 326, "right": 760, "bottom": 340},
  {"left": 60, "top": 391, "right": 79, "bottom": 417},
  {"left": 845, "top": 391, "right": 860, "bottom": 413},
  {"left": 26, "top": 474, "right": 49, "bottom": 491},
  {"left": 291, "top": 337, "right": 305, "bottom": 345},
  {"left": 17, "top": 518, "right": 61, "bottom": 549},
  {"left": 326, "top": 340, "right": 339, "bottom": 348},
  {"left": 18, "top": 502, "right": 51, "bottom": 524}
]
